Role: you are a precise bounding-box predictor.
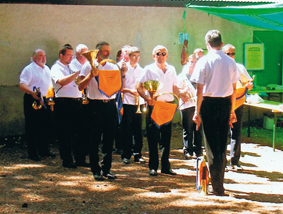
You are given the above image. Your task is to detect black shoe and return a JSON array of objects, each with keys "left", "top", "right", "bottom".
[
  {"left": 62, "top": 162, "right": 77, "bottom": 169},
  {"left": 161, "top": 169, "right": 177, "bottom": 175},
  {"left": 93, "top": 173, "right": 104, "bottom": 181},
  {"left": 103, "top": 172, "right": 117, "bottom": 179},
  {"left": 28, "top": 155, "right": 41, "bottom": 161},
  {"left": 76, "top": 162, "right": 91, "bottom": 167},
  {"left": 40, "top": 152, "right": 56, "bottom": 158},
  {"left": 149, "top": 169, "right": 157, "bottom": 176},
  {"left": 122, "top": 158, "right": 130, "bottom": 164},
  {"left": 134, "top": 155, "right": 146, "bottom": 164}
]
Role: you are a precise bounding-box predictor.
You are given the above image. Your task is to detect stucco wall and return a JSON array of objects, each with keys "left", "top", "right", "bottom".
[{"left": 0, "top": 4, "right": 260, "bottom": 136}]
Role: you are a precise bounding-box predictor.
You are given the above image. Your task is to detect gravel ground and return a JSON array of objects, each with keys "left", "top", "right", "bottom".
[{"left": 0, "top": 126, "right": 283, "bottom": 214}]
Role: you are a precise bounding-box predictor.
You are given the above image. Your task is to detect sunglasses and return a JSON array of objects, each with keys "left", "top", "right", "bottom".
[
  {"left": 226, "top": 53, "right": 235, "bottom": 56},
  {"left": 156, "top": 52, "right": 167, "bottom": 56}
]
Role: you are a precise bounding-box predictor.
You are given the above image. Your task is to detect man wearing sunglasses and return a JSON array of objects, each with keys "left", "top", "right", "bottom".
[
  {"left": 137, "top": 45, "right": 188, "bottom": 176},
  {"left": 191, "top": 30, "right": 239, "bottom": 196},
  {"left": 222, "top": 44, "right": 253, "bottom": 172}
]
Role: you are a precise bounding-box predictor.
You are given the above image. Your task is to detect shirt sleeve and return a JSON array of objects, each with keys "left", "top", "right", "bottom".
[
  {"left": 190, "top": 57, "right": 205, "bottom": 84},
  {"left": 80, "top": 62, "right": 91, "bottom": 77},
  {"left": 19, "top": 67, "right": 32, "bottom": 85}
]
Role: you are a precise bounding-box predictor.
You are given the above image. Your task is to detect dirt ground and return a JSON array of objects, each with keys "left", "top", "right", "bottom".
[{"left": 0, "top": 125, "right": 283, "bottom": 214}]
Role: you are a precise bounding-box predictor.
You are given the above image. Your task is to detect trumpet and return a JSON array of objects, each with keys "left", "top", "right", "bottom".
[
  {"left": 82, "top": 89, "right": 89, "bottom": 105},
  {"left": 135, "top": 94, "right": 142, "bottom": 114}
]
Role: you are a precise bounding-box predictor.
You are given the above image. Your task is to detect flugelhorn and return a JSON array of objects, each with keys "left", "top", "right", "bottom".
[
  {"left": 76, "top": 49, "right": 100, "bottom": 104},
  {"left": 143, "top": 80, "right": 163, "bottom": 99},
  {"left": 82, "top": 49, "right": 99, "bottom": 70}
]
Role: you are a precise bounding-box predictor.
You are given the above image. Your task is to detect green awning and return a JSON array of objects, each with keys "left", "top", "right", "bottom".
[{"left": 186, "top": 3, "right": 283, "bottom": 31}]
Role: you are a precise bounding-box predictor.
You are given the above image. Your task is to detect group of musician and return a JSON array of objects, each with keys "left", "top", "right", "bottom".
[{"left": 19, "top": 29, "right": 253, "bottom": 195}]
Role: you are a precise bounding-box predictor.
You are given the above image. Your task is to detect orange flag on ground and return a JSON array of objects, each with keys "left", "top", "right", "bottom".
[
  {"left": 97, "top": 70, "right": 122, "bottom": 97},
  {"left": 151, "top": 101, "right": 177, "bottom": 128}
]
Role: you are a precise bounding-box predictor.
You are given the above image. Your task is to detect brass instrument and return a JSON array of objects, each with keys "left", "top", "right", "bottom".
[
  {"left": 143, "top": 80, "right": 163, "bottom": 99},
  {"left": 82, "top": 49, "right": 99, "bottom": 70},
  {"left": 46, "top": 85, "right": 55, "bottom": 111},
  {"left": 142, "top": 80, "right": 163, "bottom": 113},
  {"left": 135, "top": 94, "right": 142, "bottom": 114},
  {"left": 143, "top": 80, "right": 179, "bottom": 109},
  {"left": 82, "top": 89, "right": 89, "bottom": 105},
  {"left": 32, "top": 101, "right": 42, "bottom": 110},
  {"left": 77, "top": 49, "right": 100, "bottom": 104},
  {"left": 32, "top": 87, "right": 44, "bottom": 110},
  {"left": 135, "top": 81, "right": 142, "bottom": 114}
]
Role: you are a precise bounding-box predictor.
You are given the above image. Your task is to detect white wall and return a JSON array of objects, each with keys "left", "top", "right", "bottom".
[{"left": 0, "top": 4, "right": 261, "bottom": 136}]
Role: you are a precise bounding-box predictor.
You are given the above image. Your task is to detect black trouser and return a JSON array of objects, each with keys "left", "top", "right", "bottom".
[
  {"left": 201, "top": 96, "right": 231, "bottom": 194},
  {"left": 230, "top": 105, "right": 244, "bottom": 165},
  {"left": 54, "top": 98, "right": 84, "bottom": 164},
  {"left": 23, "top": 93, "right": 51, "bottom": 157},
  {"left": 180, "top": 106, "right": 203, "bottom": 156},
  {"left": 88, "top": 99, "right": 117, "bottom": 175},
  {"left": 146, "top": 105, "right": 172, "bottom": 171},
  {"left": 121, "top": 104, "right": 144, "bottom": 160}
]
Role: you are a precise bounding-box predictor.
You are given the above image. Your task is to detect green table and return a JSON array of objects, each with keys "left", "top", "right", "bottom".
[
  {"left": 248, "top": 89, "right": 283, "bottom": 102},
  {"left": 245, "top": 100, "right": 283, "bottom": 151}
]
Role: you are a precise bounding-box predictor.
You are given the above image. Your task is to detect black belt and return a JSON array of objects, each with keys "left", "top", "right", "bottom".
[
  {"left": 89, "top": 99, "right": 115, "bottom": 103},
  {"left": 203, "top": 96, "right": 231, "bottom": 100},
  {"left": 55, "top": 97, "right": 82, "bottom": 102}
]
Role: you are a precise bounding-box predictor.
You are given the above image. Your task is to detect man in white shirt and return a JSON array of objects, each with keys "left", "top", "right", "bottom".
[
  {"left": 222, "top": 44, "right": 253, "bottom": 171},
  {"left": 120, "top": 47, "right": 146, "bottom": 164},
  {"left": 191, "top": 30, "right": 239, "bottom": 196},
  {"left": 137, "top": 45, "right": 188, "bottom": 176},
  {"left": 69, "top": 44, "right": 88, "bottom": 72},
  {"left": 68, "top": 44, "right": 90, "bottom": 167},
  {"left": 51, "top": 44, "right": 82, "bottom": 169},
  {"left": 177, "top": 54, "right": 203, "bottom": 159},
  {"left": 19, "top": 49, "right": 55, "bottom": 161},
  {"left": 79, "top": 41, "right": 126, "bottom": 181}
]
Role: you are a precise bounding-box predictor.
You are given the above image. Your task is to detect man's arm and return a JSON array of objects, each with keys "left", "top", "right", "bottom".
[
  {"left": 56, "top": 71, "right": 80, "bottom": 86},
  {"left": 173, "top": 85, "right": 189, "bottom": 103},
  {"left": 78, "top": 68, "right": 99, "bottom": 91},
  {"left": 229, "top": 82, "right": 237, "bottom": 127},
  {"left": 193, "top": 83, "right": 203, "bottom": 131},
  {"left": 19, "top": 83, "right": 39, "bottom": 100},
  {"left": 137, "top": 82, "right": 155, "bottom": 106}
]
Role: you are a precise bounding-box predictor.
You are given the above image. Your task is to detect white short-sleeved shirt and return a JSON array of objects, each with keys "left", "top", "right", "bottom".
[
  {"left": 80, "top": 61, "right": 118, "bottom": 100},
  {"left": 19, "top": 61, "right": 51, "bottom": 96},
  {"left": 123, "top": 63, "right": 145, "bottom": 105},
  {"left": 191, "top": 49, "right": 239, "bottom": 97},
  {"left": 139, "top": 62, "right": 178, "bottom": 102},
  {"left": 237, "top": 63, "right": 252, "bottom": 85},
  {"left": 69, "top": 58, "right": 83, "bottom": 72},
  {"left": 50, "top": 60, "right": 82, "bottom": 98},
  {"left": 177, "top": 72, "right": 196, "bottom": 110}
]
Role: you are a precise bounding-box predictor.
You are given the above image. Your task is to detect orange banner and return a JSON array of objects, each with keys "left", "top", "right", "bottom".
[
  {"left": 235, "top": 87, "right": 247, "bottom": 109},
  {"left": 151, "top": 101, "right": 177, "bottom": 127},
  {"left": 98, "top": 70, "right": 122, "bottom": 97}
]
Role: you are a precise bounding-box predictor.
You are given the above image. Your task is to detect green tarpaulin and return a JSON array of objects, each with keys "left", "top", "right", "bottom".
[{"left": 186, "top": 3, "right": 283, "bottom": 31}]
